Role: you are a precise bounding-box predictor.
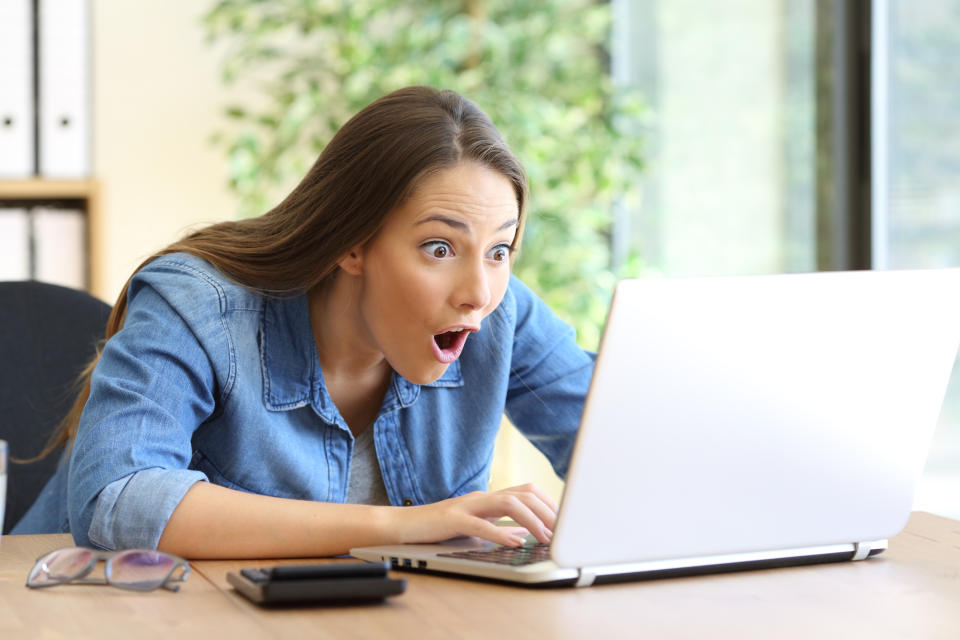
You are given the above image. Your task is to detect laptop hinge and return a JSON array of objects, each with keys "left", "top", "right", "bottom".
[
  {"left": 575, "top": 569, "right": 597, "bottom": 587},
  {"left": 851, "top": 542, "right": 872, "bottom": 561}
]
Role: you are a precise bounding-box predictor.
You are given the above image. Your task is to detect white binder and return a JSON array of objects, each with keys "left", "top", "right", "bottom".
[
  {"left": 0, "top": 0, "right": 35, "bottom": 177},
  {"left": 33, "top": 206, "right": 87, "bottom": 289},
  {"left": 0, "top": 208, "right": 31, "bottom": 280},
  {"left": 38, "top": 0, "right": 91, "bottom": 178}
]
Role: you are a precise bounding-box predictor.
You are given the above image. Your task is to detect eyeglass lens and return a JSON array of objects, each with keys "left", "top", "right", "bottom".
[
  {"left": 108, "top": 550, "right": 178, "bottom": 589},
  {"left": 32, "top": 548, "right": 96, "bottom": 585}
]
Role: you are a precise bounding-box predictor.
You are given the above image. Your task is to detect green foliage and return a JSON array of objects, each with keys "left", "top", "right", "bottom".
[{"left": 202, "top": 0, "right": 645, "bottom": 349}]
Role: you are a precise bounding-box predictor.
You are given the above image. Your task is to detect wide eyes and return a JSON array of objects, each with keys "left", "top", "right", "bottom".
[
  {"left": 422, "top": 241, "right": 452, "bottom": 259},
  {"left": 420, "top": 241, "right": 512, "bottom": 263}
]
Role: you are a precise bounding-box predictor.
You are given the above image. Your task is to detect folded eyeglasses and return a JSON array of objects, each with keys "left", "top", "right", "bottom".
[{"left": 27, "top": 547, "right": 190, "bottom": 592}]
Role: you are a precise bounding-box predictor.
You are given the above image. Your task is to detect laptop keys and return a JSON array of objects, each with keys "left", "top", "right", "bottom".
[{"left": 437, "top": 543, "right": 551, "bottom": 566}]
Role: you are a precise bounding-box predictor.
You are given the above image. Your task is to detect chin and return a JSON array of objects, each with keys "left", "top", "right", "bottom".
[{"left": 398, "top": 363, "right": 449, "bottom": 386}]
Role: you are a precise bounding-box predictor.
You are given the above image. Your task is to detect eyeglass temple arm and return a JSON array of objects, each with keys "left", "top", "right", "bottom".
[{"left": 161, "top": 564, "right": 191, "bottom": 591}]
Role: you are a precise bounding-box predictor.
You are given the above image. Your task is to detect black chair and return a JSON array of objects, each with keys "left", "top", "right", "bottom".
[{"left": 0, "top": 281, "right": 111, "bottom": 533}]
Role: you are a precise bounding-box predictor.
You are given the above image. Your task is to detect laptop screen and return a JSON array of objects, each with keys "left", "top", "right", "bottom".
[{"left": 552, "top": 269, "right": 960, "bottom": 568}]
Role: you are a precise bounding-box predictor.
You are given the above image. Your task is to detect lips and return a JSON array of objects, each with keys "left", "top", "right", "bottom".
[{"left": 431, "top": 326, "right": 475, "bottom": 363}]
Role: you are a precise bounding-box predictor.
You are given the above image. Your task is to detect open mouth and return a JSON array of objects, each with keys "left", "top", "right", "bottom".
[{"left": 431, "top": 328, "right": 471, "bottom": 363}]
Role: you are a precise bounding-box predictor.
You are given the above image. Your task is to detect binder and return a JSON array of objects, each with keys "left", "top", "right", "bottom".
[
  {"left": 0, "top": 208, "right": 31, "bottom": 280},
  {"left": 0, "top": 0, "right": 35, "bottom": 177},
  {"left": 32, "top": 206, "right": 86, "bottom": 289},
  {"left": 38, "top": 0, "right": 91, "bottom": 178}
]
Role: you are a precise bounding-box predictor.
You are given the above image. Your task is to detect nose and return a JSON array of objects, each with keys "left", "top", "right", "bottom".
[{"left": 453, "top": 256, "right": 492, "bottom": 311}]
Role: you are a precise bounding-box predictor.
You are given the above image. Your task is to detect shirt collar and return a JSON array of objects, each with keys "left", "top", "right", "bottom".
[{"left": 260, "top": 294, "right": 463, "bottom": 420}]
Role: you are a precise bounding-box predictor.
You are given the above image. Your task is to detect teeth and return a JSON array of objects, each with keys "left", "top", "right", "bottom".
[{"left": 448, "top": 328, "right": 464, "bottom": 332}]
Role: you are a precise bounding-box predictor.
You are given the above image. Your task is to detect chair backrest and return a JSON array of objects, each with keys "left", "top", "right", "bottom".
[{"left": 0, "top": 281, "right": 111, "bottom": 533}]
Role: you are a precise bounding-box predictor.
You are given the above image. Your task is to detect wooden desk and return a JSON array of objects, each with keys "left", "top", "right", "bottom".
[{"left": 2, "top": 512, "right": 958, "bottom": 639}]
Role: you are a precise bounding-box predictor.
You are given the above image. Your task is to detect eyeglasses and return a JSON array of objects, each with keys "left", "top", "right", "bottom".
[{"left": 27, "top": 547, "right": 190, "bottom": 592}]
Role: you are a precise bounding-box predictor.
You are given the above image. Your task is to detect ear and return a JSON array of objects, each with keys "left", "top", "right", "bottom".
[{"left": 337, "top": 246, "right": 364, "bottom": 276}]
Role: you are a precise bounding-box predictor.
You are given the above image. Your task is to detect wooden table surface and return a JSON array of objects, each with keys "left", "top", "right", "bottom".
[{"left": 2, "top": 512, "right": 959, "bottom": 639}]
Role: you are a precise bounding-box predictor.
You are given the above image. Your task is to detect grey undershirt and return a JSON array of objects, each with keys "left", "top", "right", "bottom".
[{"left": 346, "top": 426, "right": 391, "bottom": 506}]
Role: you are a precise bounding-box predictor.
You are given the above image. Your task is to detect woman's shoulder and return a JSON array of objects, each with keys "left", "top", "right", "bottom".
[
  {"left": 500, "top": 274, "right": 562, "bottom": 327},
  {"left": 494, "top": 274, "right": 580, "bottom": 351},
  {"left": 495, "top": 274, "right": 535, "bottom": 320},
  {"left": 131, "top": 252, "right": 266, "bottom": 314}
]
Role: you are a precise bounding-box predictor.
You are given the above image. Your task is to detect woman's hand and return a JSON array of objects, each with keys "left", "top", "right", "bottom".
[
  {"left": 390, "top": 483, "right": 559, "bottom": 548},
  {"left": 158, "top": 481, "right": 557, "bottom": 558}
]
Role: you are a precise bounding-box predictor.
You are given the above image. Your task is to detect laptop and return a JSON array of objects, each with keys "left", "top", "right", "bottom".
[{"left": 351, "top": 269, "right": 960, "bottom": 587}]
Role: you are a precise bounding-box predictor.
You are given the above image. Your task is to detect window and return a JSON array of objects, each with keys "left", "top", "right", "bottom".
[
  {"left": 873, "top": 0, "right": 960, "bottom": 517},
  {"left": 614, "top": 0, "right": 960, "bottom": 518},
  {"left": 613, "top": 0, "right": 817, "bottom": 277}
]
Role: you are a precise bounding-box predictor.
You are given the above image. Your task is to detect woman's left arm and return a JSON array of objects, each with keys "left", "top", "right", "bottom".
[{"left": 502, "top": 276, "right": 596, "bottom": 480}]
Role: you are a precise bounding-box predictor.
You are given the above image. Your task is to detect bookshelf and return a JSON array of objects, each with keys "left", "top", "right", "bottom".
[{"left": 0, "top": 178, "right": 101, "bottom": 295}]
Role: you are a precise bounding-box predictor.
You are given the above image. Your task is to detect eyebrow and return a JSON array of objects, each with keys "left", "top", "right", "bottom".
[{"left": 415, "top": 215, "right": 519, "bottom": 233}]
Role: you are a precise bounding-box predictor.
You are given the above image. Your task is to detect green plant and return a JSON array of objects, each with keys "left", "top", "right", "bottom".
[{"left": 203, "top": 0, "right": 644, "bottom": 349}]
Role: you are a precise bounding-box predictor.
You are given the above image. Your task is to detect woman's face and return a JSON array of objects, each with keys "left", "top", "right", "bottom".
[{"left": 346, "top": 161, "right": 519, "bottom": 384}]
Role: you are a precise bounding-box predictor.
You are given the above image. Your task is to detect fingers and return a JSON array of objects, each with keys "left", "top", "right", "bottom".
[
  {"left": 492, "top": 494, "right": 552, "bottom": 544},
  {"left": 492, "top": 485, "right": 558, "bottom": 541},
  {"left": 461, "top": 484, "right": 556, "bottom": 545},
  {"left": 506, "top": 482, "right": 560, "bottom": 514},
  {"left": 401, "top": 484, "right": 559, "bottom": 548},
  {"left": 463, "top": 520, "right": 529, "bottom": 548}
]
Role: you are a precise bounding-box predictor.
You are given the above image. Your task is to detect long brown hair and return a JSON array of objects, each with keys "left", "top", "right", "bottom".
[{"left": 39, "top": 86, "right": 528, "bottom": 459}]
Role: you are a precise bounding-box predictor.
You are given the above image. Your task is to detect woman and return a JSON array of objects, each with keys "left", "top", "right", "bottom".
[{"left": 14, "top": 86, "right": 595, "bottom": 558}]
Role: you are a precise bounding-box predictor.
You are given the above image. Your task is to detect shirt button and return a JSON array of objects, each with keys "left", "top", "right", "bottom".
[{"left": 402, "top": 498, "right": 414, "bottom": 506}]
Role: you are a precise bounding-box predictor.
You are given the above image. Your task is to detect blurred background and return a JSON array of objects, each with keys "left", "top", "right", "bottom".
[{"left": 2, "top": 0, "right": 958, "bottom": 517}]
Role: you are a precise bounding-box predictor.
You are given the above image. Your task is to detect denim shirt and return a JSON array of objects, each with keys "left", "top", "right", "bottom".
[{"left": 14, "top": 253, "right": 595, "bottom": 550}]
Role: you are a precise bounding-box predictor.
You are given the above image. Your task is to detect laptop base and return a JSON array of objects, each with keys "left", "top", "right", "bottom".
[{"left": 351, "top": 540, "right": 887, "bottom": 588}]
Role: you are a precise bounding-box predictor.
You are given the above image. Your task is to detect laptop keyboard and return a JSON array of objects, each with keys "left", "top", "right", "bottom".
[{"left": 437, "top": 543, "right": 551, "bottom": 566}]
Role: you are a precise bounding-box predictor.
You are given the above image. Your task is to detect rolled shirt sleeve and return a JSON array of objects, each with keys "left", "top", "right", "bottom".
[
  {"left": 86, "top": 468, "right": 208, "bottom": 550},
  {"left": 67, "top": 259, "right": 232, "bottom": 549}
]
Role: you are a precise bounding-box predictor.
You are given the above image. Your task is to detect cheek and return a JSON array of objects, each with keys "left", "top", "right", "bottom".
[{"left": 365, "top": 259, "right": 436, "bottom": 329}]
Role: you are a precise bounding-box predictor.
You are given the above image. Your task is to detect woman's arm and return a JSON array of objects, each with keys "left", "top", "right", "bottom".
[
  {"left": 68, "top": 261, "right": 223, "bottom": 550},
  {"left": 158, "top": 481, "right": 557, "bottom": 558},
  {"left": 503, "top": 276, "right": 596, "bottom": 479}
]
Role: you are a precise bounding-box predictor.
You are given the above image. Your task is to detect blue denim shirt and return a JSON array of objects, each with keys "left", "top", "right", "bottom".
[{"left": 14, "top": 253, "right": 595, "bottom": 549}]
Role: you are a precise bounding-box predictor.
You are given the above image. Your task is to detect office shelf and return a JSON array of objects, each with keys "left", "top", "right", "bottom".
[{"left": 0, "top": 178, "right": 102, "bottom": 295}]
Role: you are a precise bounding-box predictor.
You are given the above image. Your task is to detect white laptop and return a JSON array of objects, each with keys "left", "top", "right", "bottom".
[{"left": 351, "top": 269, "right": 960, "bottom": 587}]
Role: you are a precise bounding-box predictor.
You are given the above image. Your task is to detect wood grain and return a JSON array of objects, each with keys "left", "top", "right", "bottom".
[{"left": 2, "top": 512, "right": 958, "bottom": 639}]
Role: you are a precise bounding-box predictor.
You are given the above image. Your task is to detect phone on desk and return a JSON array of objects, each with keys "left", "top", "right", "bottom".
[{"left": 227, "top": 561, "right": 406, "bottom": 606}]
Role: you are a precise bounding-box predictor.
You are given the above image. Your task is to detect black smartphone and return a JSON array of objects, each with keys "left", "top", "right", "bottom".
[
  {"left": 227, "top": 561, "right": 405, "bottom": 606},
  {"left": 264, "top": 561, "right": 390, "bottom": 581}
]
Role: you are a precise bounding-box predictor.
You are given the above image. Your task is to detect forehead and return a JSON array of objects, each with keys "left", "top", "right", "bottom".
[{"left": 396, "top": 162, "right": 518, "bottom": 224}]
